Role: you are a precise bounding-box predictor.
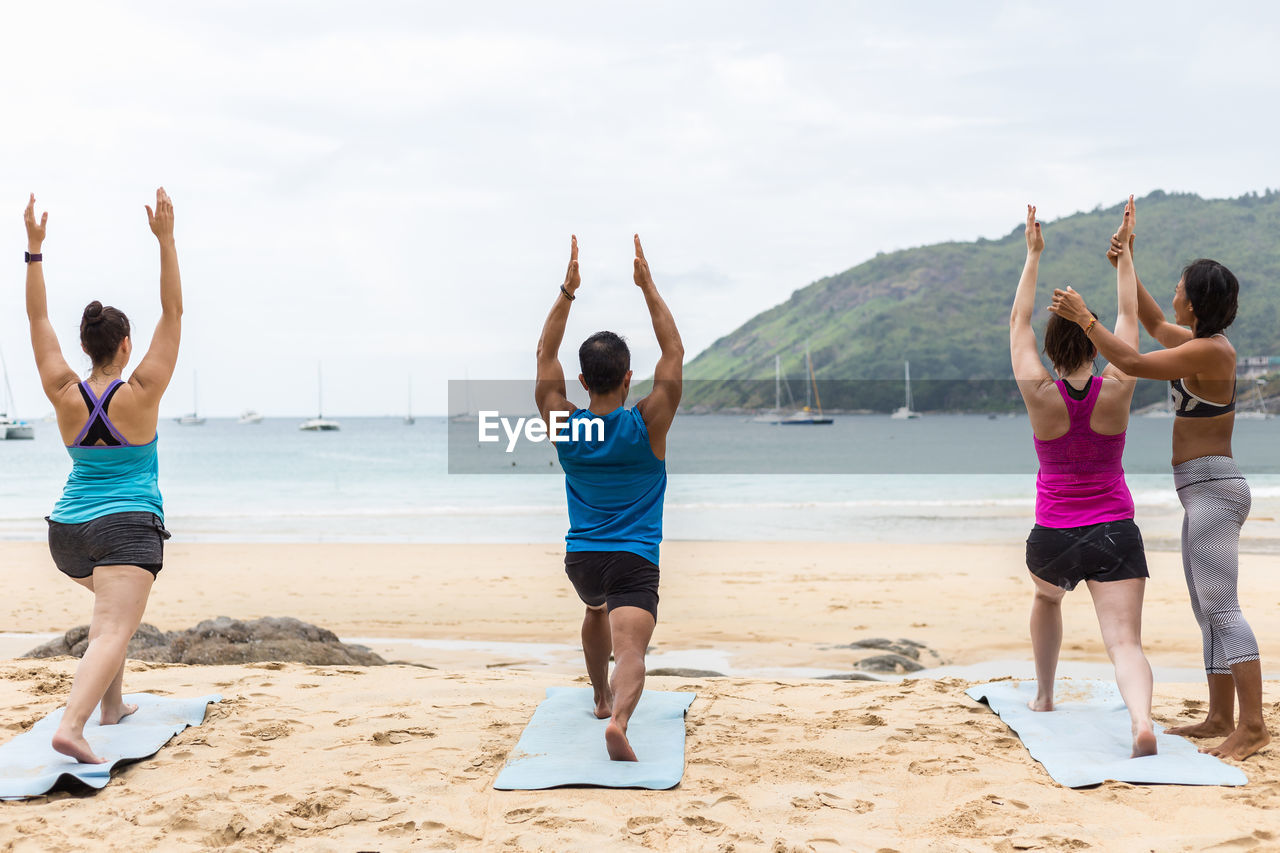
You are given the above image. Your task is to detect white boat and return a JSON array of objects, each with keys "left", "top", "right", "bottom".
[
  {"left": 299, "top": 417, "right": 340, "bottom": 431},
  {"left": 0, "top": 345, "right": 34, "bottom": 440},
  {"left": 756, "top": 349, "right": 833, "bottom": 425},
  {"left": 238, "top": 410, "right": 264, "bottom": 424},
  {"left": 890, "top": 361, "right": 921, "bottom": 420},
  {"left": 300, "top": 364, "right": 340, "bottom": 431},
  {"left": 404, "top": 377, "right": 415, "bottom": 425},
  {"left": 174, "top": 371, "right": 205, "bottom": 425}
]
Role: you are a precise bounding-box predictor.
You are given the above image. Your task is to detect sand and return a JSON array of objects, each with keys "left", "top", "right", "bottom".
[{"left": 1, "top": 541, "right": 1278, "bottom": 851}]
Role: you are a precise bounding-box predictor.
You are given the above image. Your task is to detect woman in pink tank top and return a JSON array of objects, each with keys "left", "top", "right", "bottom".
[{"left": 1010, "top": 199, "right": 1157, "bottom": 758}]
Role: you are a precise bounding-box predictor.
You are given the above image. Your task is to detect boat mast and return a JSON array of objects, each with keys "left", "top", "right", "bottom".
[
  {"left": 904, "top": 361, "right": 912, "bottom": 412},
  {"left": 807, "top": 346, "right": 824, "bottom": 415},
  {"left": 0, "top": 345, "right": 14, "bottom": 417},
  {"left": 774, "top": 355, "right": 781, "bottom": 412}
]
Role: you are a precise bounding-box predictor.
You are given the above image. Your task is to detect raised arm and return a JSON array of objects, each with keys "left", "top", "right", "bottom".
[
  {"left": 632, "top": 235, "right": 683, "bottom": 449},
  {"left": 1049, "top": 286, "right": 1230, "bottom": 380},
  {"left": 23, "top": 195, "right": 78, "bottom": 401},
  {"left": 1107, "top": 229, "right": 1192, "bottom": 349},
  {"left": 127, "top": 188, "right": 183, "bottom": 404},
  {"left": 1010, "top": 205, "right": 1052, "bottom": 388},
  {"left": 1102, "top": 196, "right": 1140, "bottom": 380},
  {"left": 535, "top": 235, "right": 578, "bottom": 425}
]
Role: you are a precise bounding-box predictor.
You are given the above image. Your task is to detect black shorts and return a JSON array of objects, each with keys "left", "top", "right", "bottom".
[
  {"left": 564, "top": 550, "right": 660, "bottom": 621},
  {"left": 46, "top": 512, "right": 171, "bottom": 579},
  {"left": 1025, "top": 518, "right": 1148, "bottom": 592}
]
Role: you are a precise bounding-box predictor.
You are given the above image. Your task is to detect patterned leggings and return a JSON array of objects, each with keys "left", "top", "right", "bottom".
[{"left": 1174, "top": 456, "right": 1259, "bottom": 675}]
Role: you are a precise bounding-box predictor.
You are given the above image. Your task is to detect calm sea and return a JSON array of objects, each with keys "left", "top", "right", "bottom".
[{"left": 2, "top": 415, "right": 1278, "bottom": 549}]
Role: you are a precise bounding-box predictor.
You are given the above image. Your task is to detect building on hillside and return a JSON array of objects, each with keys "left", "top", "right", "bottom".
[{"left": 1236, "top": 356, "right": 1280, "bottom": 379}]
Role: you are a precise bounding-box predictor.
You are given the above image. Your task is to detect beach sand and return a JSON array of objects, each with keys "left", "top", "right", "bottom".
[{"left": 1, "top": 541, "right": 1278, "bottom": 850}]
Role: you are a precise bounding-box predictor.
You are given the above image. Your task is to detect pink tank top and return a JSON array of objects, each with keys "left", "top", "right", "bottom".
[{"left": 1033, "top": 378, "right": 1135, "bottom": 528}]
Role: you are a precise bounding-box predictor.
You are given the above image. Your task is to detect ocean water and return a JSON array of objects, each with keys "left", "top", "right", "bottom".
[{"left": 1, "top": 415, "right": 1278, "bottom": 547}]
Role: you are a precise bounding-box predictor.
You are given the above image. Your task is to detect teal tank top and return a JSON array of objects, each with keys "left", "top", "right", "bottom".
[
  {"left": 51, "top": 439, "right": 164, "bottom": 524},
  {"left": 555, "top": 406, "right": 666, "bottom": 564},
  {"left": 50, "top": 380, "right": 164, "bottom": 524}
]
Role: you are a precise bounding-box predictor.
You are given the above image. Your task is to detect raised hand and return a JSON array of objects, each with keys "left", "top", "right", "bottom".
[
  {"left": 145, "top": 187, "right": 175, "bottom": 243},
  {"left": 563, "top": 234, "right": 580, "bottom": 295},
  {"left": 1048, "top": 286, "right": 1093, "bottom": 328},
  {"left": 1025, "top": 204, "right": 1043, "bottom": 254},
  {"left": 633, "top": 234, "right": 654, "bottom": 289},
  {"left": 1106, "top": 196, "right": 1136, "bottom": 269},
  {"left": 1116, "top": 195, "right": 1135, "bottom": 243},
  {"left": 24, "top": 194, "right": 47, "bottom": 250}
]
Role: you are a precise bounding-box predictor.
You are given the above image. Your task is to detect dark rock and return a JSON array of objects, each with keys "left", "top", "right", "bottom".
[
  {"left": 22, "top": 636, "right": 73, "bottom": 658},
  {"left": 22, "top": 617, "right": 387, "bottom": 666},
  {"left": 847, "top": 638, "right": 927, "bottom": 660},
  {"left": 855, "top": 653, "right": 925, "bottom": 674},
  {"left": 816, "top": 673, "right": 883, "bottom": 681},
  {"left": 647, "top": 667, "right": 726, "bottom": 678}
]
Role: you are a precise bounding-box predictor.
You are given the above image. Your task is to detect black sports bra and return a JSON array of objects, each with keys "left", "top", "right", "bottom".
[{"left": 1170, "top": 376, "right": 1235, "bottom": 418}]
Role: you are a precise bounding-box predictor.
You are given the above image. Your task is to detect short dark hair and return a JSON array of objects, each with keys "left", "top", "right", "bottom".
[
  {"left": 80, "top": 301, "right": 130, "bottom": 367},
  {"left": 1182, "top": 258, "right": 1238, "bottom": 338},
  {"left": 578, "top": 331, "right": 630, "bottom": 394},
  {"left": 1043, "top": 310, "right": 1098, "bottom": 375}
]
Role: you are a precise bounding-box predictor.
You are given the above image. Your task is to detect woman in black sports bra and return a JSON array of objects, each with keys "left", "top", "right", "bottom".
[{"left": 1049, "top": 198, "right": 1268, "bottom": 761}]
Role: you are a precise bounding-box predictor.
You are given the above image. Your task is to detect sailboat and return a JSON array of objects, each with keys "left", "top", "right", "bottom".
[
  {"left": 0, "top": 345, "right": 34, "bottom": 440},
  {"left": 174, "top": 371, "right": 205, "bottom": 425},
  {"left": 299, "top": 364, "right": 341, "bottom": 431},
  {"left": 890, "top": 361, "right": 921, "bottom": 419},
  {"left": 755, "top": 348, "right": 833, "bottom": 425},
  {"left": 404, "top": 377, "right": 415, "bottom": 425},
  {"left": 1235, "top": 378, "right": 1274, "bottom": 420}
]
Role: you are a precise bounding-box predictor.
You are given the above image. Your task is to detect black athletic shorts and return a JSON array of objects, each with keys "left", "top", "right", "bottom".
[
  {"left": 564, "top": 550, "right": 660, "bottom": 621},
  {"left": 1025, "top": 518, "right": 1148, "bottom": 591},
  {"left": 46, "top": 511, "right": 171, "bottom": 579}
]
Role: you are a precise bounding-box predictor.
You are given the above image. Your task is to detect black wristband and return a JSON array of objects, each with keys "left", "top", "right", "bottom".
[
  {"left": 560, "top": 284, "right": 575, "bottom": 301},
  {"left": 24, "top": 251, "right": 42, "bottom": 263}
]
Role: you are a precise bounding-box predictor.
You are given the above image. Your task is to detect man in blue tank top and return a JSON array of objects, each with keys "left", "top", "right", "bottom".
[{"left": 535, "top": 234, "right": 683, "bottom": 762}]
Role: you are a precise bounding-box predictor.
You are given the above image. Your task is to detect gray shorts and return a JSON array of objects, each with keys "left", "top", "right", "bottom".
[{"left": 46, "top": 511, "right": 171, "bottom": 579}]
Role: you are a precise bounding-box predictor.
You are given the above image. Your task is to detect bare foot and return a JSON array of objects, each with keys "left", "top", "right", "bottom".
[
  {"left": 51, "top": 730, "right": 107, "bottom": 765},
  {"left": 1131, "top": 725, "right": 1158, "bottom": 758},
  {"left": 605, "top": 720, "right": 637, "bottom": 762},
  {"left": 593, "top": 690, "right": 613, "bottom": 720},
  {"left": 1027, "top": 696, "right": 1053, "bottom": 712},
  {"left": 1166, "top": 717, "right": 1234, "bottom": 738},
  {"left": 1203, "top": 723, "right": 1271, "bottom": 760},
  {"left": 100, "top": 702, "right": 138, "bottom": 726}
]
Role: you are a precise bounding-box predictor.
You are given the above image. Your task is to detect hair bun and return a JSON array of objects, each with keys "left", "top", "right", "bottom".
[{"left": 83, "top": 301, "right": 104, "bottom": 326}]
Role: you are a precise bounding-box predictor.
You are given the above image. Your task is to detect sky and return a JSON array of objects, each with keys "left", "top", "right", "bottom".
[{"left": 1, "top": 1, "right": 1277, "bottom": 417}]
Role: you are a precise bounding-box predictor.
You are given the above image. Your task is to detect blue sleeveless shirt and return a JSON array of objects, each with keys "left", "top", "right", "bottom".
[
  {"left": 555, "top": 406, "right": 666, "bottom": 564},
  {"left": 50, "top": 380, "right": 164, "bottom": 524}
]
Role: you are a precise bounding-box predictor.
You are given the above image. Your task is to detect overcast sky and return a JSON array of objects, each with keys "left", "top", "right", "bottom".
[{"left": 1, "top": 1, "right": 1276, "bottom": 417}]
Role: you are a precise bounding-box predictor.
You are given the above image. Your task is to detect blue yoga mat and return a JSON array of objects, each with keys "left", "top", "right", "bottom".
[
  {"left": 966, "top": 680, "right": 1247, "bottom": 788},
  {"left": 494, "top": 687, "right": 696, "bottom": 790},
  {"left": 0, "top": 692, "right": 221, "bottom": 799}
]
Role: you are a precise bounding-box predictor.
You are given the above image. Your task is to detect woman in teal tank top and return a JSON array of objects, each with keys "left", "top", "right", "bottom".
[{"left": 23, "top": 189, "right": 184, "bottom": 765}]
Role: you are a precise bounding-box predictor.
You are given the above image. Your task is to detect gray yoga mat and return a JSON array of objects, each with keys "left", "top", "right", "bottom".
[
  {"left": 495, "top": 687, "right": 696, "bottom": 790},
  {"left": 966, "top": 680, "right": 1247, "bottom": 788},
  {"left": 0, "top": 692, "right": 221, "bottom": 799}
]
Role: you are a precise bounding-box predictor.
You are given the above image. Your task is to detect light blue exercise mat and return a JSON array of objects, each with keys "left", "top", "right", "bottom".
[
  {"left": 0, "top": 692, "right": 221, "bottom": 799},
  {"left": 494, "top": 687, "right": 696, "bottom": 790},
  {"left": 966, "top": 680, "right": 1247, "bottom": 788}
]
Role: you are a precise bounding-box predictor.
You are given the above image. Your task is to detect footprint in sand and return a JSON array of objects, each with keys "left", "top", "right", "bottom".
[
  {"left": 243, "top": 722, "right": 293, "bottom": 741},
  {"left": 626, "top": 816, "right": 662, "bottom": 835},
  {"left": 371, "top": 727, "right": 436, "bottom": 746}
]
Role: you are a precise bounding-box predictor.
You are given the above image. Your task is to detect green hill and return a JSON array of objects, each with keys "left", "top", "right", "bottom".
[{"left": 682, "top": 190, "right": 1280, "bottom": 412}]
